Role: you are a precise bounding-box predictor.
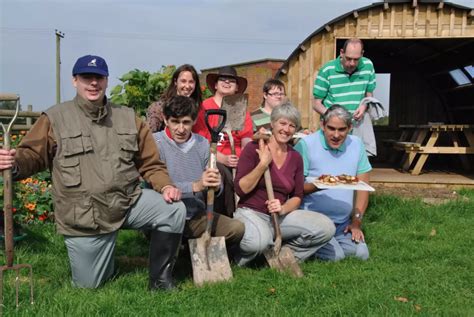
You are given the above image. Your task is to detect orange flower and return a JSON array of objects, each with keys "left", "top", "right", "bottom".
[
  {"left": 11, "top": 135, "right": 17, "bottom": 141},
  {"left": 20, "top": 178, "right": 33, "bottom": 184},
  {"left": 38, "top": 214, "right": 47, "bottom": 222},
  {"left": 201, "top": 85, "right": 207, "bottom": 92},
  {"left": 24, "top": 203, "right": 36, "bottom": 211}
]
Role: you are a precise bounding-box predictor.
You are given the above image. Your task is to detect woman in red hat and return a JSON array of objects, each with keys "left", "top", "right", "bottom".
[{"left": 193, "top": 66, "right": 254, "bottom": 217}]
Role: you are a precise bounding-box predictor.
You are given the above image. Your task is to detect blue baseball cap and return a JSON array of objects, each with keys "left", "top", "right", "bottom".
[{"left": 72, "top": 55, "right": 109, "bottom": 76}]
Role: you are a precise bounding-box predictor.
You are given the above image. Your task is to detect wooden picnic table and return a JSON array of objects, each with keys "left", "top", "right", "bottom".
[{"left": 389, "top": 124, "right": 474, "bottom": 175}]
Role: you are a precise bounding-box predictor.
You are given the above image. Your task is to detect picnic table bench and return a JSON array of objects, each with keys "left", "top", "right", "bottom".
[{"left": 384, "top": 124, "right": 474, "bottom": 175}]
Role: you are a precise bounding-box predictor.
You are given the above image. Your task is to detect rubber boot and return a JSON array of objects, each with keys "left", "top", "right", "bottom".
[{"left": 148, "top": 230, "right": 182, "bottom": 291}]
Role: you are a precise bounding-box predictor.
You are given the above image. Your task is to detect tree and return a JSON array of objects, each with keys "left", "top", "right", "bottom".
[{"left": 110, "top": 66, "right": 175, "bottom": 116}]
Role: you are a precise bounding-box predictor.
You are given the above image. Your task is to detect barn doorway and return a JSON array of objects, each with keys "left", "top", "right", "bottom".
[{"left": 336, "top": 38, "right": 474, "bottom": 169}]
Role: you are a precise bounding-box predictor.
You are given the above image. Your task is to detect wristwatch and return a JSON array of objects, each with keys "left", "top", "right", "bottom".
[{"left": 354, "top": 212, "right": 364, "bottom": 221}]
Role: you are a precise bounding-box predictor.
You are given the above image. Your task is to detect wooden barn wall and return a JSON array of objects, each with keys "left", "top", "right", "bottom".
[
  {"left": 390, "top": 71, "right": 446, "bottom": 125},
  {"left": 447, "top": 86, "right": 474, "bottom": 123},
  {"left": 279, "top": 3, "right": 474, "bottom": 130}
]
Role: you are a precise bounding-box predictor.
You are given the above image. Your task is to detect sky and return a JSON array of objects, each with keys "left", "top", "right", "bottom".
[{"left": 1, "top": 0, "right": 473, "bottom": 111}]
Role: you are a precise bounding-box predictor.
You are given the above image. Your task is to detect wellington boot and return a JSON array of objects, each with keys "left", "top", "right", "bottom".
[{"left": 148, "top": 230, "right": 182, "bottom": 291}]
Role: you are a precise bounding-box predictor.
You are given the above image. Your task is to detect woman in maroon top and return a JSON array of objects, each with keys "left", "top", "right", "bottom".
[{"left": 233, "top": 103, "right": 335, "bottom": 266}]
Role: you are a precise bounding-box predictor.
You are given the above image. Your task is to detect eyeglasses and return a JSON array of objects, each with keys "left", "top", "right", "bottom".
[
  {"left": 266, "top": 92, "right": 286, "bottom": 97},
  {"left": 218, "top": 77, "right": 237, "bottom": 84}
]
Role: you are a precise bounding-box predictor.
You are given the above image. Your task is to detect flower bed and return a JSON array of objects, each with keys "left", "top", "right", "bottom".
[{"left": 0, "top": 132, "right": 54, "bottom": 224}]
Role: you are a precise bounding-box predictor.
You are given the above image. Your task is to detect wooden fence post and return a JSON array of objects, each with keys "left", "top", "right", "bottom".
[{"left": 26, "top": 105, "right": 32, "bottom": 127}]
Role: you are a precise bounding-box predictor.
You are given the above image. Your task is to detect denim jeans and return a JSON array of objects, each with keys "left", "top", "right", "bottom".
[{"left": 315, "top": 219, "right": 369, "bottom": 261}]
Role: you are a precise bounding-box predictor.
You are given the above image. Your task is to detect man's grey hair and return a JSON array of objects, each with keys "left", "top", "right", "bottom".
[
  {"left": 322, "top": 105, "right": 352, "bottom": 127},
  {"left": 270, "top": 101, "right": 301, "bottom": 130}
]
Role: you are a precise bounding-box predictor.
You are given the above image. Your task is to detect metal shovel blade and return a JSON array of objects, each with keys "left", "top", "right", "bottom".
[
  {"left": 188, "top": 236, "right": 233, "bottom": 287},
  {"left": 263, "top": 246, "right": 304, "bottom": 278},
  {"left": 221, "top": 94, "right": 248, "bottom": 131}
]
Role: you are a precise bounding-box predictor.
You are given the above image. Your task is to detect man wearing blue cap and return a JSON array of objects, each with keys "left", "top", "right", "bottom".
[{"left": 0, "top": 55, "right": 186, "bottom": 290}]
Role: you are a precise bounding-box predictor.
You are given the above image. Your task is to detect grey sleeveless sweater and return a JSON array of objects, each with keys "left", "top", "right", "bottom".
[{"left": 153, "top": 131, "right": 209, "bottom": 219}]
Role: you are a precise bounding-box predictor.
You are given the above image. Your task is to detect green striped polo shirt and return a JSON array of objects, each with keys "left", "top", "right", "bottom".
[
  {"left": 313, "top": 56, "right": 376, "bottom": 112},
  {"left": 251, "top": 108, "right": 272, "bottom": 131}
]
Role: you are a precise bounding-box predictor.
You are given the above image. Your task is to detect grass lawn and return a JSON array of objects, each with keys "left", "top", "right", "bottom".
[{"left": 1, "top": 189, "right": 473, "bottom": 316}]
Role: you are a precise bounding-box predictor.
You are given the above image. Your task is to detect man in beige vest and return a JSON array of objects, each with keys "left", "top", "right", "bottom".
[{"left": 0, "top": 55, "right": 186, "bottom": 290}]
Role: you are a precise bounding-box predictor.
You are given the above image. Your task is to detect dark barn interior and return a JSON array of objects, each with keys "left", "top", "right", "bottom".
[{"left": 336, "top": 38, "right": 474, "bottom": 168}]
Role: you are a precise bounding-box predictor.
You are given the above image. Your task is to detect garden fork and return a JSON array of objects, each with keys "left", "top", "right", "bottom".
[{"left": 0, "top": 93, "right": 34, "bottom": 311}]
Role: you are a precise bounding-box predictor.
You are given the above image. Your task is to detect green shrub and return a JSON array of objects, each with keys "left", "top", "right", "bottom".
[
  {"left": 110, "top": 65, "right": 214, "bottom": 117},
  {"left": 110, "top": 66, "right": 176, "bottom": 116}
]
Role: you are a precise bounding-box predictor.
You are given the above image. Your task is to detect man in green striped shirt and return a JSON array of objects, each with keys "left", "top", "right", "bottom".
[{"left": 312, "top": 38, "right": 377, "bottom": 156}]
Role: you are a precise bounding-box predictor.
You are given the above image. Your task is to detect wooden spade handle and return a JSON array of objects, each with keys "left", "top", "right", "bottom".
[
  {"left": 257, "top": 138, "right": 282, "bottom": 248},
  {"left": 205, "top": 142, "right": 218, "bottom": 236},
  {"left": 263, "top": 169, "right": 281, "bottom": 241}
]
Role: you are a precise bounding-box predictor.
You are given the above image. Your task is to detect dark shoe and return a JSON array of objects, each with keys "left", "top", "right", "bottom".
[{"left": 148, "top": 230, "right": 182, "bottom": 291}]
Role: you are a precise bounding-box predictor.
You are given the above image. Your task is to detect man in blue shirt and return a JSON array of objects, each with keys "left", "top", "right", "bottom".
[{"left": 294, "top": 105, "right": 371, "bottom": 261}]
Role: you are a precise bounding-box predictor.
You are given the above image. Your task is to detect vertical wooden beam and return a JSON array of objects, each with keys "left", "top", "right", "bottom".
[
  {"left": 368, "top": 9, "right": 373, "bottom": 37},
  {"left": 298, "top": 52, "right": 304, "bottom": 127},
  {"left": 402, "top": 4, "right": 407, "bottom": 37},
  {"left": 345, "top": 17, "right": 350, "bottom": 36},
  {"left": 461, "top": 10, "right": 467, "bottom": 36},
  {"left": 413, "top": 6, "right": 419, "bottom": 37},
  {"left": 426, "top": 5, "right": 431, "bottom": 37},
  {"left": 26, "top": 105, "right": 32, "bottom": 127},
  {"left": 437, "top": 7, "right": 442, "bottom": 36},
  {"left": 390, "top": 4, "right": 395, "bottom": 36},
  {"left": 449, "top": 8, "right": 455, "bottom": 36},
  {"left": 379, "top": 9, "right": 384, "bottom": 37},
  {"left": 354, "top": 11, "right": 360, "bottom": 36},
  {"left": 309, "top": 37, "right": 315, "bottom": 130}
]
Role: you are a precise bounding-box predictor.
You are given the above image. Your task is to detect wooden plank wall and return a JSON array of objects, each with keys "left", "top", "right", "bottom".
[{"left": 279, "top": 3, "right": 474, "bottom": 130}]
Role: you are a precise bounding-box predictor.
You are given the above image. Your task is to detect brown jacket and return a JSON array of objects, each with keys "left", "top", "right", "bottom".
[{"left": 15, "top": 95, "right": 173, "bottom": 235}]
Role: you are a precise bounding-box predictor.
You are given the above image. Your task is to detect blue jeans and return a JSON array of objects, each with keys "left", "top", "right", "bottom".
[{"left": 315, "top": 219, "right": 369, "bottom": 261}]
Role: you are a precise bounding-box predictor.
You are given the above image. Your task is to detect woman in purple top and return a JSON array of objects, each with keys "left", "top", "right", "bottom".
[{"left": 233, "top": 103, "right": 335, "bottom": 266}]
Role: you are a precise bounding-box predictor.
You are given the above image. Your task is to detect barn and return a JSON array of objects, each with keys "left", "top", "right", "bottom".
[{"left": 276, "top": 0, "right": 474, "bottom": 168}]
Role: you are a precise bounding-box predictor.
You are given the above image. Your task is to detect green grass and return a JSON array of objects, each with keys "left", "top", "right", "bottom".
[{"left": 1, "top": 190, "right": 474, "bottom": 316}]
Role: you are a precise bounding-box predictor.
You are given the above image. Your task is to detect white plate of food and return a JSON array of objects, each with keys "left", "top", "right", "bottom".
[{"left": 309, "top": 174, "right": 375, "bottom": 192}]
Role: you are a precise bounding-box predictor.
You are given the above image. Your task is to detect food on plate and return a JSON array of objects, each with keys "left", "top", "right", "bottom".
[
  {"left": 336, "top": 174, "right": 359, "bottom": 184},
  {"left": 316, "top": 174, "right": 359, "bottom": 185},
  {"left": 318, "top": 174, "right": 338, "bottom": 185}
]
